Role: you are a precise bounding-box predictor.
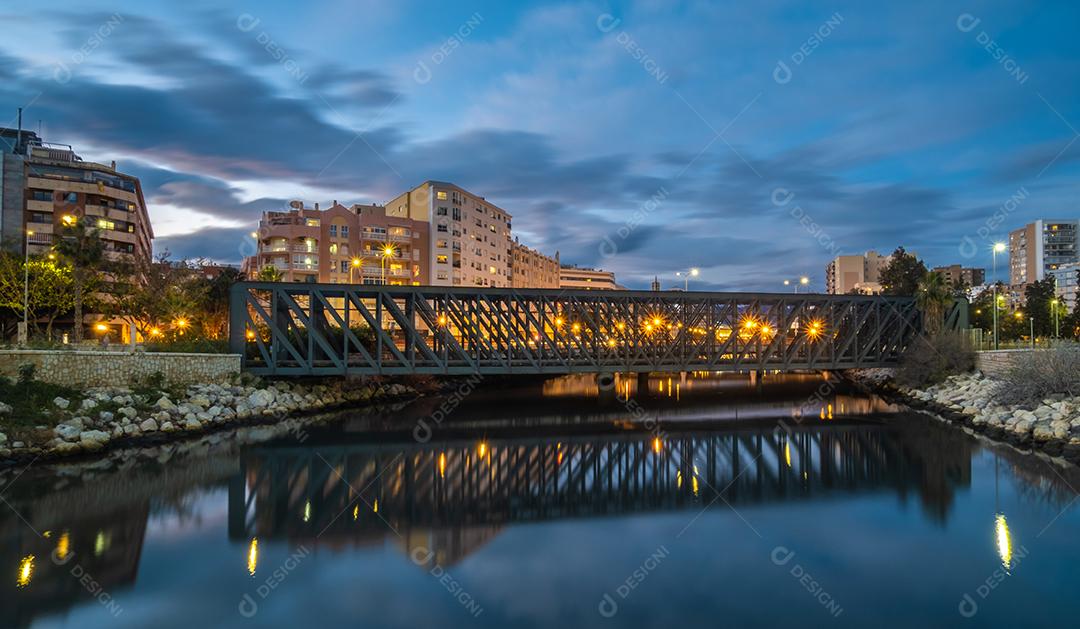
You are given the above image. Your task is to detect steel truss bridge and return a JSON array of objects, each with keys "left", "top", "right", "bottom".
[
  {"left": 226, "top": 424, "right": 950, "bottom": 545},
  {"left": 229, "top": 283, "right": 966, "bottom": 376}
]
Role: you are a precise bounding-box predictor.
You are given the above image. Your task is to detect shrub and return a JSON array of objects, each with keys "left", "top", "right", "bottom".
[
  {"left": 895, "top": 332, "right": 976, "bottom": 388},
  {"left": 992, "top": 347, "right": 1080, "bottom": 407},
  {"left": 17, "top": 363, "right": 35, "bottom": 386}
]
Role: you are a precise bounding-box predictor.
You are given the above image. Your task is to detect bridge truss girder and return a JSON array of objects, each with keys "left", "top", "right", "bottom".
[{"left": 229, "top": 283, "right": 961, "bottom": 376}]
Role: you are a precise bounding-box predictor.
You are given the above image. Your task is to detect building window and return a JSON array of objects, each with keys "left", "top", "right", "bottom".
[
  {"left": 437, "top": 224, "right": 448, "bottom": 232},
  {"left": 436, "top": 239, "right": 448, "bottom": 248},
  {"left": 97, "top": 219, "right": 116, "bottom": 230},
  {"left": 305, "top": 218, "right": 320, "bottom": 227},
  {"left": 436, "top": 191, "right": 447, "bottom": 200},
  {"left": 329, "top": 224, "right": 338, "bottom": 237},
  {"left": 452, "top": 208, "right": 461, "bottom": 221},
  {"left": 436, "top": 206, "right": 448, "bottom": 216},
  {"left": 437, "top": 271, "right": 448, "bottom": 280},
  {"left": 341, "top": 225, "right": 349, "bottom": 237},
  {"left": 340, "top": 261, "right": 350, "bottom": 273},
  {"left": 329, "top": 244, "right": 338, "bottom": 254},
  {"left": 437, "top": 255, "right": 448, "bottom": 264}
]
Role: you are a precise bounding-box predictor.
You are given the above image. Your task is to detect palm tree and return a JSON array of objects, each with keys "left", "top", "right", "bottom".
[
  {"left": 916, "top": 271, "right": 953, "bottom": 335},
  {"left": 257, "top": 265, "right": 283, "bottom": 282},
  {"left": 52, "top": 217, "right": 106, "bottom": 344}
]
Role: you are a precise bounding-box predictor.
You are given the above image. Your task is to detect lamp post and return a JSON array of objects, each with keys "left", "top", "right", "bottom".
[
  {"left": 21, "top": 229, "right": 31, "bottom": 344},
  {"left": 1051, "top": 298, "right": 1060, "bottom": 340},
  {"left": 799, "top": 276, "right": 809, "bottom": 293},
  {"left": 380, "top": 244, "right": 396, "bottom": 285},
  {"left": 1030, "top": 316, "right": 1035, "bottom": 350},
  {"left": 350, "top": 257, "right": 362, "bottom": 284},
  {"left": 675, "top": 267, "right": 699, "bottom": 291},
  {"left": 992, "top": 242, "right": 1006, "bottom": 350}
]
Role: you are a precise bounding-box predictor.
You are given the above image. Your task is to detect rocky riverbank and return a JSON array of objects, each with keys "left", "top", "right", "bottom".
[
  {"left": 849, "top": 369, "right": 1080, "bottom": 465},
  {"left": 0, "top": 378, "right": 419, "bottom": 465}
]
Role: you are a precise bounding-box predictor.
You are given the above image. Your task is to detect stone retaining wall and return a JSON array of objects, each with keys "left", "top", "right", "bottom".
[
  {"left": 0, "top": 350, "right": 240, "bottom": 387},
  {"left": 976, "top": 349, "right": 1032, "bottom": 378}
]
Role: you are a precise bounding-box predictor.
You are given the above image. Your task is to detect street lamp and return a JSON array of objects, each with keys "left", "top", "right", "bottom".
[
  {"left": 675, "top": 267, "right": 699, "bottom": 291},
  {"left": 799, "top": 276, "right": 809, "bottom": 293},
  {"left": 992, "top": 242, "right": 1007, "bottom": 350},
  {"left": 21, "top": 229, "right": 31, "bottom": 344},
  {"left": 350, "top": 257, "right": 362, "bottom": 284},
  {"left": 1051, "top": 298, "right": 1060, "bottom": 339},
  {"left": 380, "top": 244, "right": 396, "bottom": 285}
]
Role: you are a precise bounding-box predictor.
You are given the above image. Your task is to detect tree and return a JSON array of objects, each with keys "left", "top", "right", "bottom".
[
  {"left": 109, "top": 253, "right": 207, "bottom": 340},
  {"left": 880, "top": 247, "right": 927, "bottom": 296},
  {"left": 257, "top": 265, "right": 283, "bottom": 282},
  {"left": 52, "top": 217, "right": 106, "bottom": 343},
  {"left": 916, "top": 271, "right": 953, "bottom": 334},
  {"left": 199, "top": 265, "right": 242, "bottom": 340},
  {"left": 0, "top": 252, "right": 77, "bottom": 338},
  {"left": 1023, "top": 278, "right": 1056, "bottom": 338}
]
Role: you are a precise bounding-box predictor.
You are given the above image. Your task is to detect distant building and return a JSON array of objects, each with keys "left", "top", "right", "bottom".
[
  {"left": 1009, "top": 220, "right": 1080, "bottom": 285},
  {"left": 559, "top": 265, "right": 620, "bottom": 290},
  {"left": 386, "top": 181, "right": 513, "bottom": 288},
  {"left": 510, "top": 239, "right": 559, "bottom": 288},
  {"left": 932, "top": 265, "right": 985, "bottom": 289},
  {"left": 1050, "top": 262, "right": 1080, "bottom": 310},
  {"left": 244, "top": 201, "right": 429, "bottom": 284},
  {"left": 0, "top": 127, "right": 153, "bottom": 266},
  {"left": 825, "top": 250, "right": 893, "bottom": 294}
]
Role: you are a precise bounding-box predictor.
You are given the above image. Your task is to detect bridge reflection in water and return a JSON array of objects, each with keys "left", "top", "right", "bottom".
[{"left": 229, "top": 421, "right": 973, "bottom": 566}]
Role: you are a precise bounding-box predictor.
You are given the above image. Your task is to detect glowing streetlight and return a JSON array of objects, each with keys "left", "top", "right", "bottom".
[
  {"left": 676, "top": 267, "right": 700, "bottom": 291},
  {"left": 992, "top": 242, "right": 1007, "bottom": 350},
  {"left": 380, "top": 244, "right": 396, "bottom": 284},
  {"left": 350, "top": 257, "right": 362, "bottom": 284}
]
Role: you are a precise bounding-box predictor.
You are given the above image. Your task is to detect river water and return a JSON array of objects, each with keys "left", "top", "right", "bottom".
[{"left": 4, "top": 373, "right": 1080, "bottom": 628}]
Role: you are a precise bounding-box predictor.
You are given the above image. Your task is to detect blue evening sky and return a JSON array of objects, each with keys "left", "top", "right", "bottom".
[{"left": 3, "top": 0, "right": 1079, "bottom": 289}]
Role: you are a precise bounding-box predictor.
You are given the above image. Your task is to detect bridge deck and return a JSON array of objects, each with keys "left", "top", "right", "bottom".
[{"left": 229, "top": 283, "right": 964, "bottom": 376}]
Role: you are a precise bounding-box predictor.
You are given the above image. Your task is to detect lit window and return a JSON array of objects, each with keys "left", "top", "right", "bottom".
[
  {"left": 329, "top": 244, "right": 338, "bottom": 254},
  {"left": 436, "top": 255, "right": 448, "bottom": 264},
  {"left": 436, "top": 191, "right": 447, "bottom": 200},
  {"left": 305, "top": 218, "right": 320, "bottom": 227}
]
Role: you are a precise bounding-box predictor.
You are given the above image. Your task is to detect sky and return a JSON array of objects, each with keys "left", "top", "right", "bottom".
[{"left": 2, "top": 0, "right": 1079, "bottom": 290}]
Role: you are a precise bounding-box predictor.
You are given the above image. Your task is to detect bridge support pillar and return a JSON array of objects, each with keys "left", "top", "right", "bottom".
[
  {"left": 637, "top": 371, "right": 650, "bottom": 395},
  {"left": 596, "top": 373, "right": 616, "bottom": 405}
]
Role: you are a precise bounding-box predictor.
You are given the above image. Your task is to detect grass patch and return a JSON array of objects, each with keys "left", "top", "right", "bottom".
[{"left": 0, "top": 376, "right": 84, "bottom": 434}]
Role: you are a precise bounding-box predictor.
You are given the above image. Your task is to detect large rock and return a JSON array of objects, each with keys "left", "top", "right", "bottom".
[
  {"left": 139, "top": 418, "right": 159, "bottom": 432},
  {"left": 189, "top": 395, "right": 211, "bottom": 408},
  {"left": 183, "top": 418, "right": 202, "bottom": 431},
  {"left": 80, "top": 398, "right": 98, "bottom": 411},
  {"left": 248, "top": 389, "right": 275, "bottom": 408},
  {"left": 156, "top": 397, "right": 176, "bottom": 411},
  {"left": 53, "top": 397, "right": 70, "bottom": 410},
  {"left": 54, "top": 424, "right": 82, "bottom": 442},
  {"left": 0, "top": 402, "right": 13, "bottom": 416},
  {"left": 79, "top": 430, "right": 110, "bottom": 448},
  {"left": 118, "top": 406, "right": 138, "bottom": 420}
]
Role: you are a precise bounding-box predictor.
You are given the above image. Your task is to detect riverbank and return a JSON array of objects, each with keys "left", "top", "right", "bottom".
[
  {"left": 0, "top": 377, "right": 422, "bottom": 466},
  {"left": 848, "top": 368, "right": 1080, "bottom": 465}
]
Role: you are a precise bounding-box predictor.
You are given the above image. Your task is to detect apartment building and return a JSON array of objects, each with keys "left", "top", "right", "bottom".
[
  {"left": 0, "top": 127, "right": 153, "bottom": 265},
  {"left": 385, "top": 181, "right": 513, "bottom": 287},
  {"left": 932, "top": 265, "right": 986, "bottom": 288},
  {"left": 559, "top": 265, "right": 620, "bottom": 290},
  {"left": 511, "top": 239, "right": 560, "bottom": 288},
  {"left": 1009, "top": 220, "right": 1080, "bottom": 285},
  {"left": 1050, "top": 262, "right": 1080, "bottom": 310},
  {"left": 245, "top": 201, "right": 429, "bottom": 284},
  {"left": 825, "top": 250, "right": 892, "bottom": 294}
]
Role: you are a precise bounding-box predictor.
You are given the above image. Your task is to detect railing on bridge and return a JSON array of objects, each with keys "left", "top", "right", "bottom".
[{"left": 229, "top": 283, "right": 965, "bottom": 376}]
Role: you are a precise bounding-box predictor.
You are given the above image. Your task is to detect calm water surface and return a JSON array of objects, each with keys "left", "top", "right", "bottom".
[{"left": 4, "top": 373, "right": 1080, "bottom": 628}]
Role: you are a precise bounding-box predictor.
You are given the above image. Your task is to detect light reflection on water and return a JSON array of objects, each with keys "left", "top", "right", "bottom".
[{"left": 3, "top": 373, "right": 1080, "bottom": 628}]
